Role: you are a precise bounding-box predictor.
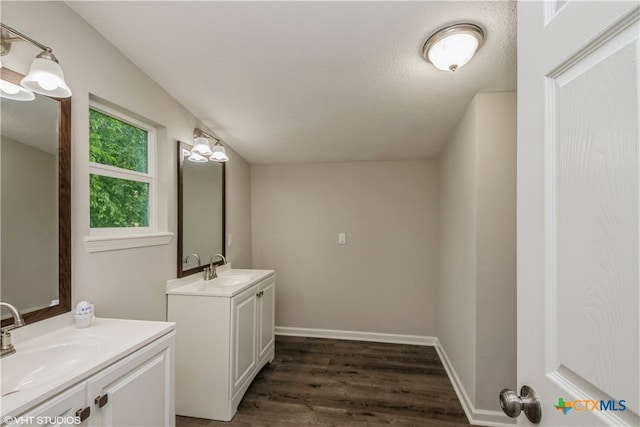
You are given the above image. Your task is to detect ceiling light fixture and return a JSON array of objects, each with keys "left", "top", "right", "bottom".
[
  {"left": 423, "top": 23, "right": 484, "bottom": 72},
  {"left": 189, "top": 128, "right": 229, "bottom": 163},
  {"left": 0, "top": 22, "right": 72, "bottom": 98}
]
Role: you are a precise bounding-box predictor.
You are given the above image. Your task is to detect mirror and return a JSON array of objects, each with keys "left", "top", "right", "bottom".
[
  {"left": 0, "top": 67, "right": 71, "bottom": 326},
  {"left": 177, "top": 141, "right": 225, "bottom": 277}
]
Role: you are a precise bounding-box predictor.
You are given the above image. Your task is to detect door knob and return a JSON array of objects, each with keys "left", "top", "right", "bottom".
[{"left": 499, "top": 385, "right": 541, "bottom": 423}]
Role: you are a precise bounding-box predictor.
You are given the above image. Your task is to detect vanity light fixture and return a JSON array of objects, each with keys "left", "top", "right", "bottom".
[
  {"left": 189, "top": 128, "right": 229, "bottom": 163},
  {"left": 0, "top": 22, "right": 72, "bottom": 98},
  {"left": 0, "top": 78, "right": 35, "bottom": 101},
  {"left": 423, "top": 23, "right": 484, "bottom": 72}
]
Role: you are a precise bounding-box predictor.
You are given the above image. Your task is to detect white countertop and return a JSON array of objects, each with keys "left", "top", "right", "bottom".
[
  {"left": 166, "top": 268, "right": 275, "bottom": 297},
  {"left": 1, "top": 317, "right": 175, "bottom": 418}
]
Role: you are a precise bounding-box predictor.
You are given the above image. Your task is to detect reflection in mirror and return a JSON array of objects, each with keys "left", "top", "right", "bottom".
[
  {"left": 0, "top": 68, "right": 71, "bottom": 326},
  {"left": 177, "top": 141, "right": 225, "bottom": 278}
]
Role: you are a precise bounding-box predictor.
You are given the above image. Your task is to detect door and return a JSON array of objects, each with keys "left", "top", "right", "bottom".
[
  {"left": 258, "top": 277, "right": 275, "bottom": 362},
  {"left": 88, "top": 337, "right": 174, "bottom": 427},
  {"left": 231, "top": 286, "right": 257, "bottom": 395},
  {"left": 517, "top": 1, "right": 639, "bottom": 426}
]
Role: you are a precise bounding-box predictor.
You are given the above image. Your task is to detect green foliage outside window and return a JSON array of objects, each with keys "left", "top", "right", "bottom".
[
  {"left": 90, "top": 175, "right": 149, "bottom": 227},
  {"left": 89, "top": 108, "right": 150, "bottom": 228},
  {"left": 89, "top": 109, "right": 148, "bottom": 173}
]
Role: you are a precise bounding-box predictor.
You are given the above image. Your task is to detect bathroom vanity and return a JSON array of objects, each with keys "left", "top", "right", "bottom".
[
  {"left": 167, "top": 268, "right": 275, "bottom": 421},
  {"left": 1, "top": 316, "right": 175, "bottom": 427}
]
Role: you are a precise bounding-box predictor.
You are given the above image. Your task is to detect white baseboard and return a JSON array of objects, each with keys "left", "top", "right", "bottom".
[
  {"left": 275, "top": 326, "right": 436, "bottom": 346},
  {"left": 435, "top": 338, "right": 516, "bottom": 427}
]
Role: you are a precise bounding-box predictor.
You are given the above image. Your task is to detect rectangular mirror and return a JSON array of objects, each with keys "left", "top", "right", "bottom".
[
  {"left": 0, "top": 67, "right": 71, "bottom": 326},
  {"left": 177, "top": 141, "right": 225, "bottom": 277}
]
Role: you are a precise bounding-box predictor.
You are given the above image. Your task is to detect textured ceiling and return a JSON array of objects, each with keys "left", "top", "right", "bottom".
[{"left": 67, "top": 1, "right": 516, "bottom": 164}]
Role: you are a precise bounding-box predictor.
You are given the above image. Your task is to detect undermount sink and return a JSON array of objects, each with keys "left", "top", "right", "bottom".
[{"left": 1, "top": 335, "right": 103, "bottom": 396}]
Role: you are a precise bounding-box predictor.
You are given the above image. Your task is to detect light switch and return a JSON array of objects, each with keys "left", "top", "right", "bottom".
[
  {"left": 228, "top": 233, "right": 233, "bottom": 247},
  {"left": 338, "top": 233, "right": 346, "bottom": 245}
]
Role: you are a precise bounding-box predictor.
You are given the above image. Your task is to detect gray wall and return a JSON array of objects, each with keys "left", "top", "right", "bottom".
[
  {"left": 226, "top": 149, "right": 252, "bottom": 268},
  {"left": 474, "top": 92, "right": 517, "bottom": 410},
  {"left": 2, "top": 1, "right": 253, "bottom": 320},
  {"left": 252, "top": 160, "right": 438, "bottom": 336},
  {"left": 437, "top": 92, "right": 517, "bottom": 413},
  {"left": 437, "top": 96, "right": 479, "bottom": 405}
]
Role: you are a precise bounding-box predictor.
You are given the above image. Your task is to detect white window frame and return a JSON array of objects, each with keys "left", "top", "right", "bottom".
[{"left": 85, "top": 100, "right": 172, "bottom": 252}]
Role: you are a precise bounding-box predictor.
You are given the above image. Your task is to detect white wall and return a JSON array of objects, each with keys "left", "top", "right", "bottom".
[
  {"left": 2, "top": 1, "right": 252, "bottom": 320},
  {"left": 437, "top": 92, "right": 516, "bottom": 418},
  {"left": 252, "top": 160, "right": 438, "bottom": 337}
]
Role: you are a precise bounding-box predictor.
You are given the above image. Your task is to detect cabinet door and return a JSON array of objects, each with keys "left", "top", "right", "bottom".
[
  {"left": 88, "top": 334, "right": 174, "bottom": 427},
  {"left": 231, "top": 286, "right": 257, "bottom": 395},
  {"left": 258, "top": 277, "right": 275, "bottom": 361},
  {"left": 5, "top": 384, "right": 88, "bottom": 427}
]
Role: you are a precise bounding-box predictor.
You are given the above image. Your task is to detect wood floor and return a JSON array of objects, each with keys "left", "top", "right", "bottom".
[{"left": 176, "top": 336, "right": 472, "bottom": 426}]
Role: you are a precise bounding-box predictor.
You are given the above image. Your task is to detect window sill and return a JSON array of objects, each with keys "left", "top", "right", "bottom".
[{"left": 84, "top": 232, "right": 173, "bottom": 253}]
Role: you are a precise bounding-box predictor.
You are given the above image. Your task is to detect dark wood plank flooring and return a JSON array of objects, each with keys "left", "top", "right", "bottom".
[{"left": 177, "top": 336, "right": 472, "bottom": 426}]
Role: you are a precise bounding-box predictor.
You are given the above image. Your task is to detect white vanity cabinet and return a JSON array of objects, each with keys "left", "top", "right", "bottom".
[
  {"left": 231, "top": 275, "right": 275, "bottom": 397},
  {"left": 2, "top": 323, "right": 175, "bottom": 427},
  {"left": 167, "top": 271, "right": 275, "bottom": 421}
]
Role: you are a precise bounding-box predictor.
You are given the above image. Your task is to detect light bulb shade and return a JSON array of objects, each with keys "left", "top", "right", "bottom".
[
  {"left": 0, "top": 79, "right": 35, "bottom": 101},
  {"left": 423, "top": 24, "right": 484, "bottom": 72},
  {"left": 187, "top": 152, "right": 208, "bottom": 162},
  {"left": 21, "top": 56, "right": 72, "bottom": 98},
  {"left": 192, "top": 136, "right": 213, "bottom": 156},
  {"left": 209, "top": 145, "right": 229, "bottom": 162}
]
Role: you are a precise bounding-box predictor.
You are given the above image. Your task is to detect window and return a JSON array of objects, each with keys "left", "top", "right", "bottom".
[{"left": 86, "top": 101, "right": 171, "bottom": 252}]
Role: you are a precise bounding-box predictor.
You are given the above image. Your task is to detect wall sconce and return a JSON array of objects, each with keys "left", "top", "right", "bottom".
[
  {"left": 423, "top": 23, "right": 484, "bottom": 72},
  {"left": 187, "top": 128, "right": 229, "bottom": 163},
  {"left": 0, "top": 22, "right": 72, "bottom": 99}
]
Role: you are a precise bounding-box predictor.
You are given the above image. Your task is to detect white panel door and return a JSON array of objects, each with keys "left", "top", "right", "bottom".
[
  {"left": 518, "top": 1, "right": 639, "bottom": 426},
  {"left": 231, "top": 287, "right": 257, "bottom": 395},
  {"left": 258, "top": 277, "right": 275, "bottom": 362},
  {"left": 90, "top": 351, "right": 171, "bottom": 427}
]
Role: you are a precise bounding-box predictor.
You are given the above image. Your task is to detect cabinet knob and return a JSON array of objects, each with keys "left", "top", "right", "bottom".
[
  {"left": 76, "top": 406, "right": 91, "bottom": 422},
  {"left": 95, "top": 394, "right": 109, "bottom": 408}
]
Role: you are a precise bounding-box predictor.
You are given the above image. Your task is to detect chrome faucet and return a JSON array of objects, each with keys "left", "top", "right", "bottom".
[
  {"left": 1, "top": 302, "right": 26, "bottom": 358},
  {"left": 204, "top": 253, "right": 227, "bottom": 281},
  {"left": 184, "top": 253, "right": 201, "bottom": 266}
]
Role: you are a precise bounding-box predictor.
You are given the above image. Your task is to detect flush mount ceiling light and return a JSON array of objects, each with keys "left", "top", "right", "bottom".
[
  {"left": 423, "top": 23, "right": 484, "bottom": 72},
  {"left": 0, "top": 22, "right": 72, "bottom": 99},
  {"left": 188, "top": 128, "right": 229, "bottom": 163}
]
